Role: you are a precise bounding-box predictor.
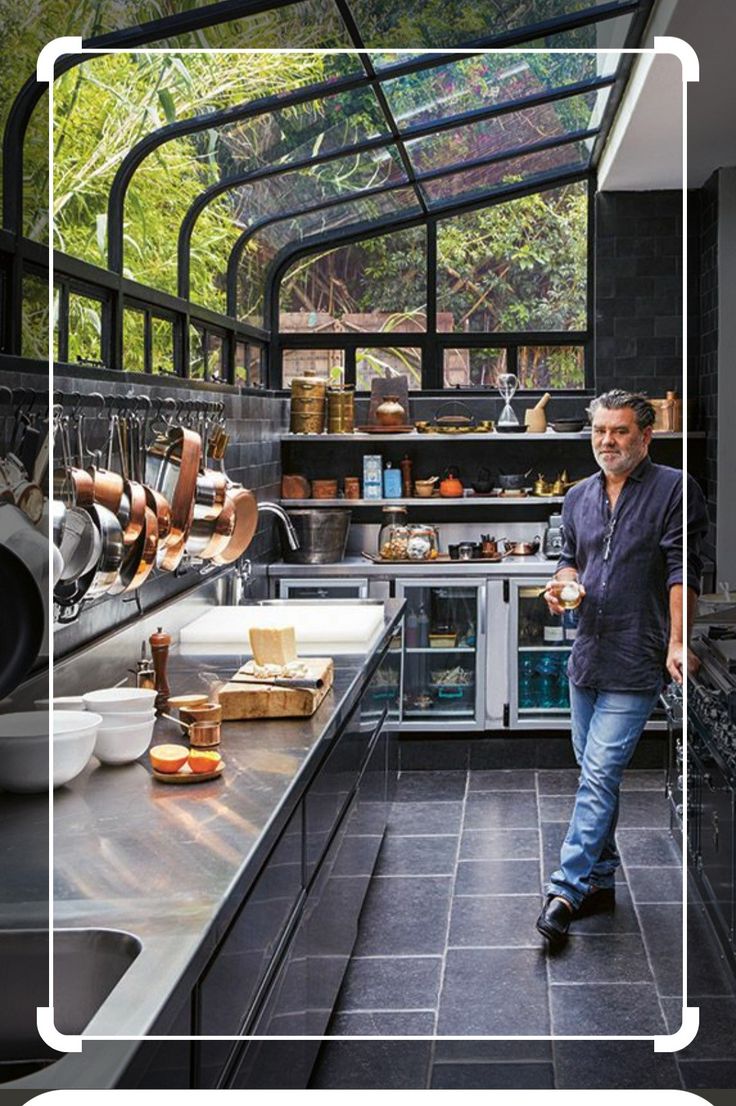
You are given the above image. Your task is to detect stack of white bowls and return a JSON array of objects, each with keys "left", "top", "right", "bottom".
[
  {"left": 82, "top": 688, "right": 157, "bottom": 766},
  {"left": 0, "top": 711, "right": 103, "bottom": 793}
]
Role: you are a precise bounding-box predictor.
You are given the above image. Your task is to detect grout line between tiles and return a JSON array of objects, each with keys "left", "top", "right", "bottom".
[{"left": 536, "top": 766, "right": 556, "bottom": 1073}]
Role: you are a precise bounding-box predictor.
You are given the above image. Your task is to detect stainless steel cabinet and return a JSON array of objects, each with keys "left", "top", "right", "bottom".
[
  {"left": 276, "top": 577, "right": 369, "bottom": 599},
  {"left": 395, "top": 578, "right": 487, "bottom": 731}
]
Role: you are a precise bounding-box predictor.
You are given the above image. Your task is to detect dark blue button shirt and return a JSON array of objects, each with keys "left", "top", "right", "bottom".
[{"left": 558, "top": 458, "right": 707, "bottom": 692}]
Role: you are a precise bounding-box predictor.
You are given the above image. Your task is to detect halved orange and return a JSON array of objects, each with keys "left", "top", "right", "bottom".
[
  {"left": 188, "top": 749, "right": 222, "bottom": 774},
  {"left": 150, "top": 744, "right": 189, "bottom": 773}
]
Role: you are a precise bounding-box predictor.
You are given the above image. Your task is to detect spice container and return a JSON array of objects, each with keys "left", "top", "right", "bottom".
[
  {"left": 327, "top": 385, "right": 355, "bottom": 434},
  {"left": 343, "top": 476, "right": 361, "bottom": 499},
  {"left": 312, "top": 479, "right": 338, "bottom": 499},
  {"left": 290, "top": 370, "right": 327, "bottom": 434}
]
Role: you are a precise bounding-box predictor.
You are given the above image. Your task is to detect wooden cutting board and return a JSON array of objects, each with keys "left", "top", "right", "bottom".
[{"left": 217, "top": 658, "right": 334, "bottom": 720}]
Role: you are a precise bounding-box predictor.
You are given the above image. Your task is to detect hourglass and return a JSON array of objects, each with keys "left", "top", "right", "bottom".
[{"left": 497, "top": 372, "right": 520, "bottom": 428}]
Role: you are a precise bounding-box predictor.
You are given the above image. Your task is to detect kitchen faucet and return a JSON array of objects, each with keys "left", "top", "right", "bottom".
[{"left": 256, "top": 500, "right": 300, "bottom": 550}]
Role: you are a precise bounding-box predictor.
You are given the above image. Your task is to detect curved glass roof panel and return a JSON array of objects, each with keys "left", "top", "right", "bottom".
[
  {"left": 348, "top": 0, "right": 635, "bottom": 49},
  {"left": 381, "top": 47, "right": 608, "bottom": 130},
  {"left": 420, "top": 139, "right": 592, "bottom": 208},
  {"left": 404, "top": 86, "right": 609, "bottom": 175}
]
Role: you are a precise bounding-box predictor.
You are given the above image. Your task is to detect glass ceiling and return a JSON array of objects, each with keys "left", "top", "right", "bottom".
[{"left": 21, "top": 0, "right": 654, "bottom": 323}]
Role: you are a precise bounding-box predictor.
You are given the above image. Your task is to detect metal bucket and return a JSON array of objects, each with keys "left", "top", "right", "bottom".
[{"left": 282, "top": 509, "right": 351, "bottom": 564}]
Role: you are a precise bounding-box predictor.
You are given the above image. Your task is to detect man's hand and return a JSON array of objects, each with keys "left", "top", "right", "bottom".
[
  {"left": 544, "top": 580, "right": 585, "bottom": 616},
  {"left": 666, "top": 642, "right": 684, "bottom": 684},
  {"left": 687, "top": 647, "right": 701, "bottom": 677}
]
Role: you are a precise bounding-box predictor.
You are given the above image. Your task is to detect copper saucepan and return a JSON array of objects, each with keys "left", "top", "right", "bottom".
[
  {"left": 212, "top": 484, "right": 258, "bottom": 565},
  {"left": 151, "top": 427, "right": 201, "bottom": 572}
]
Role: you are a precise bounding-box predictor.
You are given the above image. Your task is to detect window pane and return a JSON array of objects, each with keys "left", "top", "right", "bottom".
[
  {"left": 405, "top": 89, "right": 607, "bottom": 176},
  {"left": 21, "top": 273, "right": 49, "bottom": 360},
  {"left": 383, "top": 48, "right": 606, "bottom": 131},
  {"left": 282, "top": 350, "right": 344, "bottom": 388},
  {"left": 235, "top": 340, "right": 247, "bottom": 385},
  {"left": 152, "top": 316, "right": 175, "bottom": 375},
  {"left": 279, "top": 226, "right": 427, "bottom": 334},
  {"left": 207, "top": 333, "right": 225, "bottom": 382},
  {"left": 356, "top": 347, "right": 421, "bottom": 391},
  {"left": 443, "top": 347, "right": 507, "bottom": 388},
  {"left": 421, "top": 140, "right": 591, "bottom": 208},
  {"left": 67, "top": 291, "right": 103, "bottom": 364},
  {"left": 123, "top": 307, "right": 146, "bottom": 373},
  {"left": 190, "top": 325, "right": 205, "bottom": 379},
  {"left": 518, "top": 345, "right": 585, "bottom": 388},
  {"left": 436, "top": 182, "right": 587, "bottom": 332},
  {"left": 351, "top": 0, "right": 633, "bottom": 48},
  {"left": 248, "top": 346, "right": 263, "bottom": 387}
]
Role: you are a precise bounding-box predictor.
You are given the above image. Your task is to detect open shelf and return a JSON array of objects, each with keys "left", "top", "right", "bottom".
[
  {"left": 282, "top": 431, "right": 690, "bottom": 442},
  {"left": 519, "top": 644, "right": 573, "bottom": 652},
  {"left": 280, "top": 497, "right": 566, "bottom": 507}
]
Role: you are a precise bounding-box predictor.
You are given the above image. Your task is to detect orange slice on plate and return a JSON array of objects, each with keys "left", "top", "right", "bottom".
[
  {"left": 150, "top": 744, "right": 189, "bottom": 773},
  {"left": 188, "top": 749, "right": 222, "bottom": 774}
]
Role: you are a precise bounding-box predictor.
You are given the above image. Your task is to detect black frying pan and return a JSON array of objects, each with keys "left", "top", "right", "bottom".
[{"left": 0, "top": 545, "right": 45, "bottom": 700}]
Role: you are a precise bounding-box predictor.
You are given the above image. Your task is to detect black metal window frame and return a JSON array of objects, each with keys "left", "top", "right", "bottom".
[
  {"left": 0, "top": 0, "right": 656, "bottom": 389},
  {"left": 269, "top": 173, "right": 595, "bottom": 393}
]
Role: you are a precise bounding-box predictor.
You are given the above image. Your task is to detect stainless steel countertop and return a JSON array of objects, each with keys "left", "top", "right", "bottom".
[
  {"left": 8, "top": 599, "right": 404, "bottom": 1088},
  {"left": 268, "top": 554, "right": 558, "bottom": 576}
]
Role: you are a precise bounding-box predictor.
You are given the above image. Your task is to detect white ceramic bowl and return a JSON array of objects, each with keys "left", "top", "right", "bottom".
[
  {"left": 0, "top": 711, "right": 102, "bottom": 793},
  {"left": 90, "top": 708, "right": 156, "bottom": 726},
  {"left": 83, "top": 688, "right": 157, "bottom": 713},
  {"left": 94, "top": 718, "right": 156, "bottom": 766}
]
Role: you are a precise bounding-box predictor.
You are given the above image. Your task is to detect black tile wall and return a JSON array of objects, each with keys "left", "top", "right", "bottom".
[
  {"left": 697, "top": 172, "right": 719, "bottom": 564},
  {"left": 595, "top": 191, "right": 686, "bottom": 397}
]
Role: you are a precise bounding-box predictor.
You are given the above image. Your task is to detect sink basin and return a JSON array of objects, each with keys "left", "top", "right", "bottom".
[{"left": 0, "top": 928, "right": 141, "bottom": 1080}]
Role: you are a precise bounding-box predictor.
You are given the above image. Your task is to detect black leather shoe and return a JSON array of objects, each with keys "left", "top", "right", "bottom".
[
  {"left": 576, "top": 887, "right": 616, "bottom": 918},
  {"left": 536, "top": 895, "right": 573, "bottom": 946}
]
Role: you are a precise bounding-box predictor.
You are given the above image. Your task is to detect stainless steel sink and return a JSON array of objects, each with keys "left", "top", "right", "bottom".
[{"left": 0, "top": 928, "right": 141, "bottom": 1079}]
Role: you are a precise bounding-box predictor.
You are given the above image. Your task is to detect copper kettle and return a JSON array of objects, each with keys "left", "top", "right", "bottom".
[{"left": 439, "top": 467, "right": 464, "bottom": 498}]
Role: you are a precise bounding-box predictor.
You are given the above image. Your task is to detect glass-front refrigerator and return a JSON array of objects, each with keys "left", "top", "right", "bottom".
[
  {"left": 395, "top": 580, "right": 486, "bottom": 731},
  {"left": 509, "top": 580, "right": 574, "bottom": 728}
]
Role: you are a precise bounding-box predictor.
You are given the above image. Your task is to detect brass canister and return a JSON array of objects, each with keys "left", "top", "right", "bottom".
[
  {"left": 327, "top": 385, "right": 355, "bottom": 434},
  {"left": 290, "top": 370, "right": 327, "bottom": 434}
]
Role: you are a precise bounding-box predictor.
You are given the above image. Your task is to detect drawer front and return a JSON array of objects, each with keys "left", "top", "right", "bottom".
[{"left": 195, "top": 804, "right": 303, "bottom": 1087}]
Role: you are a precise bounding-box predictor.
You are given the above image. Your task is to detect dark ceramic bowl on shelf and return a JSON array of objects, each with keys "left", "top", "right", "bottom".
[
  {"left": 550, "top": 419, "right": 587, "bottom": 432},
  {"left": 495, "top": 424, "right": 528, "bottom": 434}
]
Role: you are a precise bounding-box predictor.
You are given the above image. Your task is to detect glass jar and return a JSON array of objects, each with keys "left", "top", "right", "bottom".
[
  {"left": 406, "top": 525, "right": 439, "bottom": 561},
  {"left": 378, "top": 505, "right": 409, "bottom": 559}
]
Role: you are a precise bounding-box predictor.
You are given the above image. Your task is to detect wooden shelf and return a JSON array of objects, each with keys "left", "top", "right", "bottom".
[{"left": 280, "top": 496, "right": 566, "bottom": 507}]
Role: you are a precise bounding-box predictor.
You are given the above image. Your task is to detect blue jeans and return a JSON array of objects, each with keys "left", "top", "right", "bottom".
[{"left": 547, "top": 682, "right": 660, "bottom": 910}]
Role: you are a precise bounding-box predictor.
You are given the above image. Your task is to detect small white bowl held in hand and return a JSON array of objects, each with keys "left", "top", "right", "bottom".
[
  {"left": 94, "top": 717, "right": 156, "bottom": 766},
  {"left": 82, "top": 688, "right": 157, "bottom": 714},
  {"left": 0, "top": 711, "right": 102, "bottom": 793}
]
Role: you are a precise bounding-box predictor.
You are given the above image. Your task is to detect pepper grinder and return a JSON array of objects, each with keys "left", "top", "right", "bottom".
[
  {"left": 400, "top": 454, "right": 413, "bottom": 498},
  {"left": 149, "top": 626, "right": 171, "bottom": 713}
]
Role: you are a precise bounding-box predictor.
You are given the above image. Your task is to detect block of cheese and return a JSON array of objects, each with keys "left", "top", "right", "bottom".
[{"left": 248, "top": 624, "right": 297, "bottom": 666}]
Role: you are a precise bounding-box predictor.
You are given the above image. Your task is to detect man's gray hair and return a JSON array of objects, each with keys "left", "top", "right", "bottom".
[{"left": 587, "top": 389, "right": 656, "bottom": 431}]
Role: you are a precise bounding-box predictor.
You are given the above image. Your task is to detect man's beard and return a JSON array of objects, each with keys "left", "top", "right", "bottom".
[{"left": 593, "top": 441, "right": 646, "bottom": 475}]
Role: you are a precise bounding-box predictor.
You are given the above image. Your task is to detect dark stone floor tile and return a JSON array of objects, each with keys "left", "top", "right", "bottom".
[
  {"left": 387, "top": 801, "right": 463, "bottom": 836},
  {"left": 311, "top": 1013, "right": 433, "bottom": 1088},
  {"left": 570, "top": 885, "right": 641, "bottom": 934},
  {"left": 539, "top": 794, "right": 575, "bottom": 822},
  {"left": 553, "top": 1040, "right": 681, "bottom": 1089},
  {"left": 352, "top": 876, "right": 452, "bottom": 957},
  {"left": 679, "top": 1060, "right": 736, "bottom": 1089},
  {"left": 438, "top": 948, "right": 549, "bottom": 1035},
  {"left": 550, "top": 982, "right": 665, "bottom": 1035},
  {"left": 687, "top": 902, "right": 736, "bottom": 997},
  {"left": 375, "top": 834, "right": 457, "bottom": 877},
  {"left": 547, "top": 933, "right": 652, "bottom": 984},
  {"left": 677, "top": 996, "right": 736, "bottom": 1061},
  {"left": 399, "top": 739, "right": 469, "bottom": 772},
  {"left": 627, "top": 865, "right": 683, "bottom": 903},
  {"left": 617, "top": 790, "right": 670, "bottom": 828},
  {"left": 468, "top": 769, "right": 536, "bottom": 792},
  {"left": 537, "top": 769, "right": 580, "bottom": 795},
  {"left": 448, "top": 893, "right": 541, "bottom": 948},
  {"left": 431, "top": 1062, "right": 555, "bottom": 1089},
  {"left": 460, "top": 828, "right": 540, "bottom": 861},
  {"left": 637, "top": 903, "right": 683, "bottom": 997},
  {"left": 434, "top": 1039, "right": 552, "bottom": 1064},
  {"left": 455, "top": 858, "right": 541, "bottom": 896},
  {"left": 464, "top": 790, "right": 539, "bottom": 831},
  {"left": 395, "top": 771, "right": 467, "bottom": 802},
  {"left": 337, "top": 956, "right": 443, "bottom": 1013},
  {"left": 616, "top": 827, "right": 680, "bottom": 866},
  {"left": 621, "top": 769, "right": 666, "bottom": 791}
]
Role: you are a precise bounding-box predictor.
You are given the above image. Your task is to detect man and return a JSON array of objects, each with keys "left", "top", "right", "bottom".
[{"left": 535, "top": 389, "right": 708, "bottom": 947}]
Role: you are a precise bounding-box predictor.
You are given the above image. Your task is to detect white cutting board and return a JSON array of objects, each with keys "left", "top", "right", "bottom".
[{"left": 179, "top": 604, "right": 385, "bottom": 655}]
